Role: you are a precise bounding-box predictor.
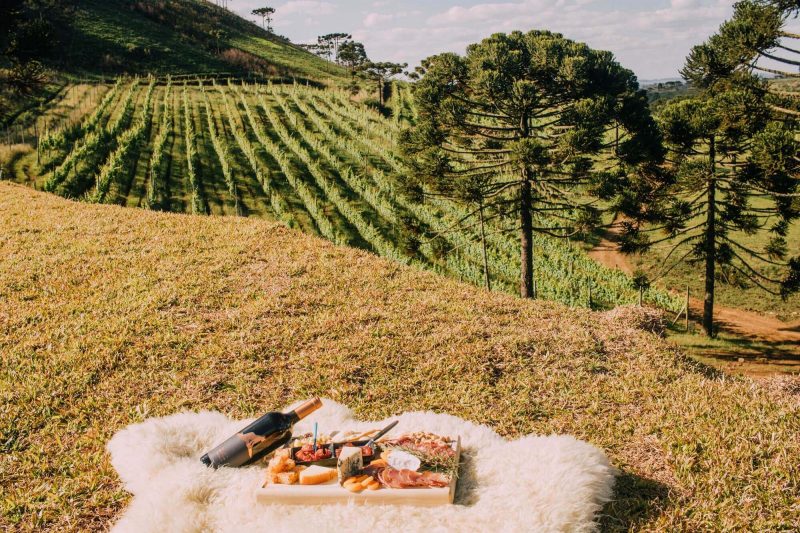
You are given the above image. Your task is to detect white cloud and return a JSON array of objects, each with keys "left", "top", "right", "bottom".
[
  {"left": 363, "top": 12, "right": 394, "bottom": 27},
  {"left": 353, "top": 0, "right": 734, "bottom": 80},
  {"left": 231, "top": 0, "right": 740, "bottom": 79},
  {"left": 278, "top": 0, "right": 336, "bottom": 16}
]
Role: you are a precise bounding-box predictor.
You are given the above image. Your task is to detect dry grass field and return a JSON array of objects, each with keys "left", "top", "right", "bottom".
[{"left": 1, "top": 182, "right": 799, "bottom": 531}]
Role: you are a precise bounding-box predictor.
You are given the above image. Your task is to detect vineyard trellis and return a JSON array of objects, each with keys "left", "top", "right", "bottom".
[
  {"left": 11, "top": 76, "right": 682, "bottom": 312},
  {"left": 146, "top": 78, "right": 173, "bottom": 209}
]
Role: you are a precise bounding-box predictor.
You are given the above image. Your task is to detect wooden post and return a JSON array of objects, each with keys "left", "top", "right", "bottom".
[
  {"left": 35, "top": 118, "right": 40, "bottom": 164},
  {"left": 685, "top": 285, "right": 690, "bottom": 333},
  {"left": 588, "top": 283, "right": 593, "bottom": 310},
  {"left": 638, "top": 285, "right": 643, "bottom": 307},
  {"left": 478, "top": 202, "right": 491, "bottom": 291}
]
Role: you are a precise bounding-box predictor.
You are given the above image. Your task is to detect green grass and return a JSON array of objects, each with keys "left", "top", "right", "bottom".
[
  {"left": 667, "top": 327, "right": 800, "bottom": 377},
  {"left": 1, "top": 182, "right": 798, "bottom": 531},
  {"left": 54, "top": 0, "right": 350, "bottom": 83}
]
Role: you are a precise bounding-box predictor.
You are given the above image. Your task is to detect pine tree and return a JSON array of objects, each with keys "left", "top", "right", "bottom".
[
  {"left": 402, "top": 30, "right": 663, "bottom": 298},
  {"left": 634, "top": 0, "right": 800, "bottom": 336}
]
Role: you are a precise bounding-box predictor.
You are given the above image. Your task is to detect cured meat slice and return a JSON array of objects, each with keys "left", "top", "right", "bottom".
[
  {"left": 381, "top": 434, "right": 456, "bottom": 459},
  {"left": 377, "top": 467, "right": 449, "bottom": 488}
]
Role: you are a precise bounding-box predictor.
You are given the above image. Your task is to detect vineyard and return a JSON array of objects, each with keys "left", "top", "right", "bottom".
[{"left": 9, "top": 77, "right": 681, "bottom": 311}]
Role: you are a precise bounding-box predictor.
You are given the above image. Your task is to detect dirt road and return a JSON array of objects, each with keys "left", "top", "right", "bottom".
[{"left": 588, "top": 221, "right": 800, "bottom": 349}]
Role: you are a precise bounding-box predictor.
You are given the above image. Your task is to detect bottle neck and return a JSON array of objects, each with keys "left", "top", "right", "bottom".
[{"left": 290, "top": 397, "right": 323, "bottom": 422}]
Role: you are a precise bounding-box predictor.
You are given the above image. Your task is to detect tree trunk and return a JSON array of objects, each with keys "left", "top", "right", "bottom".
[
  {"left": 479, "top": 202, "right": 491, "bottom": 291},
  {"left": 520, "top": 172, "right": 533, "bottom": 298},
  {"left": 378, "top": 79, "right": 383, "bottom": 107},
  {"left": 703, "top": 135, "right": 716, "bottom": 337}
]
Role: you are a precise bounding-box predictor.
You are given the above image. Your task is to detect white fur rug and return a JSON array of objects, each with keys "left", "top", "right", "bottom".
[{"left": 107, "top": 400, "right": 615, "bottom": 533}]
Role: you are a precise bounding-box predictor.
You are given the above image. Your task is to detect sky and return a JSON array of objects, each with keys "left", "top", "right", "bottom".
[{"left": 233, "top": 0, "right": 739, "bottom": 81}]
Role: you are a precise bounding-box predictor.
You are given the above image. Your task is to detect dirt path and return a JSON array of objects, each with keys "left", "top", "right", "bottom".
[
  {"left": 587, "top": 228, "right": 634, "bottom": 275},
  {"left": 588, "top": 220, "right": 800, "bottom": 353}
]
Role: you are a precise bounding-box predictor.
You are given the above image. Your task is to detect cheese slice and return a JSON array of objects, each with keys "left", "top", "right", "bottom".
[
  {"left": 337, "top": 446, "right": 363, "bottom": 485},
  {"left": 299, "top": 465, "right": 337, "bottom": 485}
]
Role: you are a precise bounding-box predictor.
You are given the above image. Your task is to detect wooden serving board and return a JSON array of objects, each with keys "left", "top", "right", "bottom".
[{"left": 256, "top": 437, "right": 460, "bottom": 506}]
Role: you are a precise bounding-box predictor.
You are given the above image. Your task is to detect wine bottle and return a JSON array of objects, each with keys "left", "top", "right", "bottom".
[{"left": 201, "top": 397, "right": 322, "bottom": 469}]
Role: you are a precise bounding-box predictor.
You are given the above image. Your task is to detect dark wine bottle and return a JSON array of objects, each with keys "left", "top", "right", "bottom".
[{"left": 201, "top": 397, "right": 322, "bottom": 469}]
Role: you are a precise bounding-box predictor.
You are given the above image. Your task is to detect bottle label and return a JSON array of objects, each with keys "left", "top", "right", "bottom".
[
  {"left": 237, "top": 432, "right": 269, "bottom": 458},
  {"left": 208, "top": 429, "right": 293, "bottom": 468}
]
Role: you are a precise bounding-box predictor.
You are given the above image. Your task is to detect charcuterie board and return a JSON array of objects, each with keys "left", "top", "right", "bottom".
[{"left": 256, "top": 436, "right": 461, "bottom": 506}]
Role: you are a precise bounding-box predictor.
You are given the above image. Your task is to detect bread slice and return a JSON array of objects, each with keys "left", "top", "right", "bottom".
[{"left": 299, "top": 465, "right": 337, "bottom": 485}]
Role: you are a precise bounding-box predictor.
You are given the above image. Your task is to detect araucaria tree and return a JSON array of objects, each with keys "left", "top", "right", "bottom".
[
  {"left": 403, "top": 30, "right": 663, "bottom": 298},
  {"left": 358, "top": 61, "right": 408, "bottom": 107},
  {"left": 655, "top": 89, "right": 798, "bottom": 336},
  {"left": 252, "top": 7, "right": 275, "bottom": 32},
  {"left": 318, "top": 33, "right": 352, "bottom": 64},
  {"left": 643, "top": 0, "right": 800, "bottom": 337},
  {"left": 338, "top": 41, "right": 368, "bottom": 71}
]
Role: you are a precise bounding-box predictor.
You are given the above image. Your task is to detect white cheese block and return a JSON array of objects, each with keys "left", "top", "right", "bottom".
[
  {"left": 337, "top": 446, "right": 363, "bottom": 484},
  {"left": 299, "top": 465, "right": 337, "bottom": 485}
]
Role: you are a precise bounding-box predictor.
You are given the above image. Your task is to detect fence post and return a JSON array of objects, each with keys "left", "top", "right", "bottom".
[
  {"left": 685, "top": 285, "right": 690, "bottom": 333},
  {"left": 638, "top": 285, "right": 643, "bottom": 307},
  {"left": 588, "top": 283, "right": 593, "bottom": 310},
  {"left": 34, "top": 118, "right": 40, "bottom": 164}
]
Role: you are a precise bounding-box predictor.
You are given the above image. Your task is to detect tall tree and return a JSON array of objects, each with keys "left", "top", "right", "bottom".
[
  {"left": 683, "top": 2, "right": 799, "bottom": 92},
  {"left": 402, "top": 31, "right": 663, "bottom": 298},
  {"left": 640, "top": 0, "right": 800, "bottom": 336},
  {"left": 357, "top": 61, "right": 407, "bottom": 107},
  {"left": 682, "top": 1, "right": 800, "bottom": 123},
  {"left": 251, "top": 6, "right": 275, "bottom": 32},
  {"left": 338, "top": 41, "right": 368, "bottom": 71},
  {"left": 314, "top": 37, "right": 334, "bottom": 61},
  {"left": 210, "top": 28, "right": 227, "bottom": 55},
  {"left": 650, "top": 88, "right": 799, "bottom": 336},
  {"left": 318, "top": 33, "right": 351, "bottom": 64}
]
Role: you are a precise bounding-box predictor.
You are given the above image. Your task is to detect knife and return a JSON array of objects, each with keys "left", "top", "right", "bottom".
[{"left": 365, "top": 420, "right": 399, "bottom": 448}]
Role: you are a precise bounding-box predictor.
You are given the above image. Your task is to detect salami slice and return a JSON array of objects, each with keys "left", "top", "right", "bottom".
[{"left": 377, "top": 467, "right": 450, "bottom": 488}]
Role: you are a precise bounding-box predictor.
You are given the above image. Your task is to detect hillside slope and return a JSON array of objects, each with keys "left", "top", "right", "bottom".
[
  {"left": 35, "top": 0, "right": 347, "bottom": 82},
  {"left": 10, "top": 79, "right": 678, "bottom": 312},
  {"left": 0, "top": 182, "right": 798, "bottom": 531}
]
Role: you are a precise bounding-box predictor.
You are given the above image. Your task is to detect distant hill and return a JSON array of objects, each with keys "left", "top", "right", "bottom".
[
  {"left": 639, "top": 77, "right": 683, "bottom": 87},
  {"left": 644, "top": 80, "right": 695, "bottom": 109},
  {"left": 0, "top": 0, "right": 350, "bottom": 126},
  {"left": 39, "top": 0, "right": 349, "bottom": 83}
]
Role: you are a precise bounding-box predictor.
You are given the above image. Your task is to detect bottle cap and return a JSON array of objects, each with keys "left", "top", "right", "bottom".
[{"left": 294, "top": 397, "right": 323, "bottom": 420}]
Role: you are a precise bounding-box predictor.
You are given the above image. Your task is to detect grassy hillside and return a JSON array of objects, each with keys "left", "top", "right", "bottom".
[
  {"left": 0, "top": 0, "right": 349, "bottom": 127},
  {"left": 0, "top": 183, "right": 798, "bottom": 531},
  {"left": 5, "top": 77, "right": 679, "bottom": 312},
  {"left": 52, "top": 0, "right": 348, "bottom": 82}
]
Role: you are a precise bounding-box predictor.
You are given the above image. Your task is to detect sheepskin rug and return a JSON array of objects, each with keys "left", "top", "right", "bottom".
[{"left": 107, "top": 399, "right": 615, "bottom": 533}]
